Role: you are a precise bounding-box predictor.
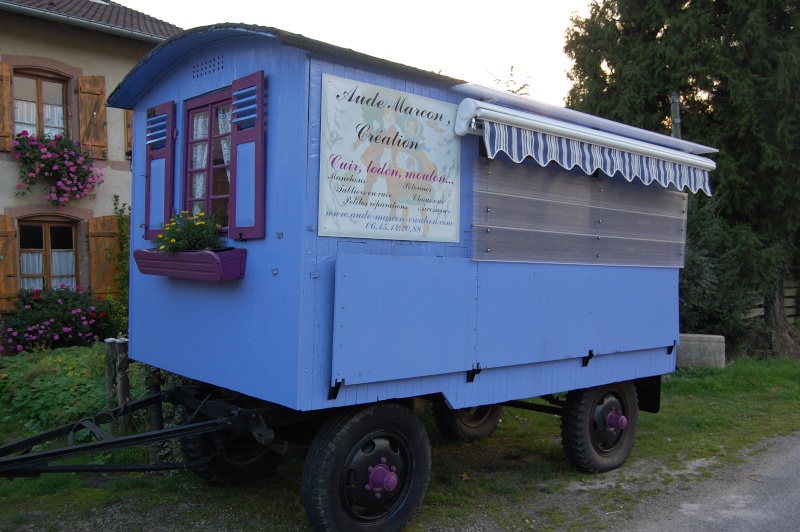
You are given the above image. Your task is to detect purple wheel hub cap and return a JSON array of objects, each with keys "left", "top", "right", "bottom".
[
  {"left": 364, "top": 457, "right": 398, "bottom": 499},
  {"left": 606, "top": 409, "right": 628, "bottom": 432}
]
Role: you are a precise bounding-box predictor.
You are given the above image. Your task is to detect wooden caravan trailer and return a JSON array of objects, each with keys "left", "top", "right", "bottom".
[{"left": 104, "top": 24, "right": 715, "bottom": 531}]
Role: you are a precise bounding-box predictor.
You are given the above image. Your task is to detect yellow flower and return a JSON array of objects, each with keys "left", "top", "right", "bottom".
[
  {"left": 170, "top": 239, "right": 176, "bottom": 243},
  {"left": 159, "top": 245, "right": 165, "bottom": 250},
  {"left": 196, "top": 221, "right": 205, "bottom": 226}
]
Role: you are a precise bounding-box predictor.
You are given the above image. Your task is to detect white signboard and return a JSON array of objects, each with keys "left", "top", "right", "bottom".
[{"left": 318, "top": 74, "right": 460, "bottom": 242}]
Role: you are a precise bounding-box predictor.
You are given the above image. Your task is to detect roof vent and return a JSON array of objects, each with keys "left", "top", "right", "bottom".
[{"left": 192, "top": 55, "right": 225, "bottom": 79}]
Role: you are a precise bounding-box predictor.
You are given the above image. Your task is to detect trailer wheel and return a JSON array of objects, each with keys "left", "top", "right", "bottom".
[
  {"left": 560, "top": 381, "right": 638, "bottom": 473},
  {"left": 433, "top": 401, "right": 503, "bottom": 442},
  {"left": 301, "top": 403, "right": 431, "bottom": 532},
  {"left": 180, "top": 416, "right": 278, "bottom": 486}
]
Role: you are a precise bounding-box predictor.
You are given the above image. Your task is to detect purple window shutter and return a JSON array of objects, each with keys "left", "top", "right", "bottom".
[
  {"left": 229, "top": 71, "right": 265, "bottom": 240},
  {"left": 144, "top": 101, "right": 175, "bottom": 240}
]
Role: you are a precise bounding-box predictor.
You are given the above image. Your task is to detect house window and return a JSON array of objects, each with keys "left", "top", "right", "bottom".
[
  {"left": 144, "top": 70, "right": 266, "bottom": 241},
  {"left": 185, "top": 93, "right": 232, "bottom": 229},
  {"left": 13, "top": 73, "right": 67, "bottom": 137},
  {"left": 19, "top": 222, "right": 77, "bottom": 290}
]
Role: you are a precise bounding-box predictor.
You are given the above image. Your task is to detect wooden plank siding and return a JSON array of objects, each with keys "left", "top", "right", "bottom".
[
  {"left": 746, "top": 278, "right": 798, "bottom": 323},
  {"left": 787, "top": 279, "right": 798, "bottom": 324}
]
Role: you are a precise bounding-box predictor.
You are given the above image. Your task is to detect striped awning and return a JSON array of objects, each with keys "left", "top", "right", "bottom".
[
  {"left": 455, "top": 98, "right": 715, "bottom": 196},
  {"left": 484, "top": 122, "right": 712, "bottom": 195}
]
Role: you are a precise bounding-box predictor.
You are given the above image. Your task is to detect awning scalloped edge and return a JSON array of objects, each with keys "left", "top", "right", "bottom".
[{"left": 484, "top": 122, "right": 712, "bottom": 195}]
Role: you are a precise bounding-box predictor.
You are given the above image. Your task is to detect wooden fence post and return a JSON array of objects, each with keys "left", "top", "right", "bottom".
[{"left": 115, "top": 338, "right": 131, "bottom": 433}]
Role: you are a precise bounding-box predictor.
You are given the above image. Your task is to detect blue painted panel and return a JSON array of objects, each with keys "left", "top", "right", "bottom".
[
  {"left": 476, "top": 262, "right": 679, "bottom": 367},
  {"left": 437, "top": 346, "right": 675, "bottom": 408},
  {"left": 148, "top": 158, "right": 165, "bottom": 229},
  {"left": 322, "top": 345, "right": 674, "bottom": 410},
  {"left": 235, "top": 141, "right": 256, "bottom": 226},
  {"left": 332, "top": 253, "right": 477, "bottom": 386}
]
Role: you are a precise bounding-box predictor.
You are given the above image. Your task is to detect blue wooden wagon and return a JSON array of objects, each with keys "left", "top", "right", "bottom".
[{"left": 3, "top": 24, "right": 716, "bottom": 531}]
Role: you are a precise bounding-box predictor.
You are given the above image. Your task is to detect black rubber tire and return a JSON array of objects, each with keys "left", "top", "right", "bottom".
[
  {"left": 301, "top": 403, "right": 431, "bottom": 532},
  {"left": 432, "top": 401, "right": 503, "bottom": 442},
  {"left": 180, "top": 414, "right": 278, "bottom": 487},
  {"left": 560, "top": 381, "right": 638, "bottom": 473}
]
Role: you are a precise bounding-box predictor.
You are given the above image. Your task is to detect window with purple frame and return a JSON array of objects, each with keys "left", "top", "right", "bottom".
[
  {"left": 143, "top": 71, "right": 266, "bottom": 242},
  {"left": 185, "top": 92, "right": 232, "bottom": 229}
]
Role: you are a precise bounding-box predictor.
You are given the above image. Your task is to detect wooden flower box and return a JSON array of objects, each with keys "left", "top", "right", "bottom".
[{"left": 133, "top": 248, "right": 247, "bottom": 282}]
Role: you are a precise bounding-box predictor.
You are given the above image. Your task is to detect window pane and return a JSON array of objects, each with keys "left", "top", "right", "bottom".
[
  {"left": 51, "top": 250, "right": 75, "bottom": 277},
  {"left": 13, "top": 76, "right": 36, "bottom": 102},
  {"left": 20, "top": 251, "right": 43, "bottom": 275},
  {"left": 190, "top": 142, "right": 208, "bottom": 169},
  {"left": 13, "top": 100, "right": 37, "bottom": 135},
  {"left": 211, "top": 199, "right": 229, "bottom": 228},
  {"left": 21, "top": 277, "right": 44, "bottom": 290},
  {"left": 191, "top": 111, "right": 209, "bottom": 141},
  {"left": 51, "top": 275, "right": 75, "bottom": 290},
  {"left": 215, "top": 105, "right": 231, "bottom": 135},
  {"left": 43, "top": 103, "right": 65, "bottom": 128},
  {"left": 189, "top": 201, "right": 204, "bottom": 216},
  {"left": 42, "top": 81, "right": 64, "bottom": 106},
  {"left": 43, "top": 124, "right": 66, "bottom": 137},
  {"left": 20, "top": 224, "right": 44, "bottom": 249},
  {"left": 212, "top": 168, "right": 230, "bottom": 195},
  {"left": 190, "top": 171, "right": 206, "bottom": 198},
  {"left": 50, "top": 226, "right": 74, "bottom": 250},
  {"left": 213, "top": 137, "right": 230, "bottom": 166}
]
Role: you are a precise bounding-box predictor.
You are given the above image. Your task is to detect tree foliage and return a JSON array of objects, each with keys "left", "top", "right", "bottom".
[
  {"left": 565, "top": 1, "right": 800, "bottom": 354},
  {"left": 492, "top": 66, "right": 532, "bottom": 96}
]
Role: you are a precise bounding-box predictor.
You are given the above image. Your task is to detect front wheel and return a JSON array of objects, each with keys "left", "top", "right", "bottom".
[
  {"left": 180, "top": 413, "right": 278, "bottom": 486},
  {"left": 560, "top": 381, "right": 638, "bottom": 473},
  {"left": 301, "top": 403, "right": 431, "bottom": 532}
]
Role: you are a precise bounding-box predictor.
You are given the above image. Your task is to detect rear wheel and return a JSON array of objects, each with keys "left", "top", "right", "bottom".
[
  {"left": 433, "top": 401, "right": 503, "bottom": 442},
  {"left": 301, "top": 403, "right": 431, "bottom": 532},
  {"left": 180, "top": 414, "right": 278, "bottom": 486},
  {"left": 560, "top": 381, "right": 638, "bottom": 473}
]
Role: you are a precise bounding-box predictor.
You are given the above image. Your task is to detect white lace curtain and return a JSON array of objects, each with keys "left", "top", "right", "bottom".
[{"left": 190, "top": 107, "right": 232, "bottom": 181}]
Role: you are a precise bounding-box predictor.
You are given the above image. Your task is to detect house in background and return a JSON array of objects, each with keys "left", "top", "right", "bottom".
[{"left": 0, "top": 0, "right": 180, "bottom": 309}]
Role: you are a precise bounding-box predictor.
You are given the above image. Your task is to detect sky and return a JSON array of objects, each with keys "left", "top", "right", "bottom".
[{"left": 117, "top": 0, "right": 592, "bottom": 107}]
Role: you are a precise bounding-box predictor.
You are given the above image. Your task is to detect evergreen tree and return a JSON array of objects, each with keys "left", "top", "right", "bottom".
[{"left": 565, "top": 1, "right": 800, "bottom": 356}]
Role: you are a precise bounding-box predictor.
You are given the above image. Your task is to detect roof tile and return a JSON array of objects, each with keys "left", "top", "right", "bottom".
[{"left": 0, "top": 0, "right": 183, "bottom": 40}]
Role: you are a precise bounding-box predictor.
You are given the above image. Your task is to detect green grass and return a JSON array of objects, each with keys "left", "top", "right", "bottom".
[{"left": 1, "top": 354, "right": 799, "bottom": 530}]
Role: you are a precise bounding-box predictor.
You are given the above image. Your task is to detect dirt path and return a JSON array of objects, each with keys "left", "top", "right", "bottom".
[{"left": 622, "top": 431, "right": 800, "bottom": 532}]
